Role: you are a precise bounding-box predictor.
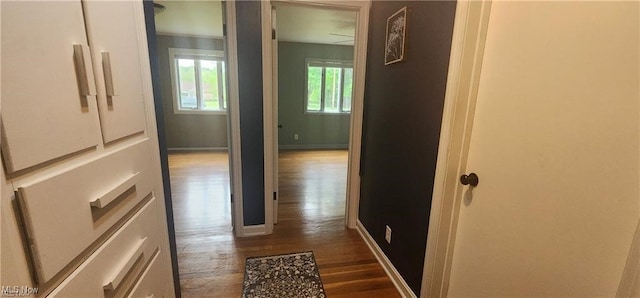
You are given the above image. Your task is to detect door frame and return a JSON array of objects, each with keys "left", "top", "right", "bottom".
[
  {"left": 223, "top": 0, "right": 248, "bottom": 236},
  {"left": 261, "top": 0, "right": 371, "bottom": 232},
  {"left": 143, "top": 0, "right": 246, "bottom": 244},
  {"left": 420, "top": 1, "right": 492, "bottom": 297}
]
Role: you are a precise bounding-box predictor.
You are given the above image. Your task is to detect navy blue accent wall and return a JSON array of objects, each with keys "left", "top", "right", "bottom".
[
  {"left": 358, "top": 1, "right": 457, "bottom": 295},
  {"left": 142, "top": 1, "right": 180, "bottom": 297},
  {"left": 235, "top": 1, "right": 265, "bottom": 226}
]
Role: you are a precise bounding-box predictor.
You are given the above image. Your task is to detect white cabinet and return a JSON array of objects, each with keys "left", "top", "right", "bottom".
[
  {"left": 1, "top": 1, "right": 100, "bottom": 173},
  {"left": 1, "top": 1, "right": 174, "bottom": 297},
  {"left": 83, "top": 1, "right": 147, "bottom": 143},
  {"left": 1, "top": 0, "right": 151, "bottom": 173}
]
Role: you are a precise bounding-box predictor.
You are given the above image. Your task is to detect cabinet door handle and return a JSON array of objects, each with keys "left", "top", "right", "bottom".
[
  {"left": 73, "top": 44, "right": 91, "bottom": 97},
  {"left": 102, "top": 52, "right": 117, "bottom": 97},
  {"left": 103, "top": 237, "right": 148, "bottom": 292},
  {"left": 90, "top": 172, "right": 140, "bottom": 209}
]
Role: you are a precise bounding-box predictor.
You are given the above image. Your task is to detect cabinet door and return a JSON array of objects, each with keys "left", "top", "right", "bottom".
[
  {"left": 1, "top": 1, "right": 99, "bottom": 173},
  {"left": 82, "top": 0, "right": 147, "bottom": 143}
]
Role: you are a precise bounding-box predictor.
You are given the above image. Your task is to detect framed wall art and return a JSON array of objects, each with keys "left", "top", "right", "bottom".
[{"left": 384, "top": 6, "right": 407, "bottom": 65}]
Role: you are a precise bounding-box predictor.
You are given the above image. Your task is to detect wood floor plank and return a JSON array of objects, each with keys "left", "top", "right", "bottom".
[{"left": 169, "top": 150, "right": 400, "bottom": 297}]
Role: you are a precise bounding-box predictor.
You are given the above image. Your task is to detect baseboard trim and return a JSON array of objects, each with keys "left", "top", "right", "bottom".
[
  {"left": 167, "top": 147, "right": 228, "bottom": 152},
  {"left": 278, "top": 144, "right": 348, "bottom": 150},
  {"left": 356, "top": 220, "right": 417, "bottom": 298},
  {"left": 237, "top": 224, "right": 268, "bottom": 237}
]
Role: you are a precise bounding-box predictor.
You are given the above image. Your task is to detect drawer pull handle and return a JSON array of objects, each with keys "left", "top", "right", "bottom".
[
  {"left": 73, "top": 44, "right": 92, "bottom": 97},
  {"left": 90, "top": 172, "right": 140, "bottom": 209},
  {"left": 103, "top": 237, "right": 148, "bottom": 292},
  {"left": 102, "top": 52, "right": 117, "bottom": 97}
]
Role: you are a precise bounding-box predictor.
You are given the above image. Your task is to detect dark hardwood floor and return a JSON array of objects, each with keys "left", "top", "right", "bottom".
[{"left": 168, "top": 150, "right": 400, "bottom": 297}]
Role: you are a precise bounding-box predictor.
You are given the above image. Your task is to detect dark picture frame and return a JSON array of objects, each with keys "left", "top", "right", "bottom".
[{"left": 384, "top": 6, "right": 407, "bottom": 65}]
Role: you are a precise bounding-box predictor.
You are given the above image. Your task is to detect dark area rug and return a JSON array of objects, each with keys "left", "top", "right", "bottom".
[{"left": 242, "top": 251, "right": 326, "bottom": 298}]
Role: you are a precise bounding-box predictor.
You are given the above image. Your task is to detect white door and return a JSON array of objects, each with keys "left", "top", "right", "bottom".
[
  {"left": 448, "top": 2, "right": 639, "bottom": 297},
  {"left": 1, "top": 1, "right": 99, "bottom": 173},
  {"left": 83, "top": 0, "right": 147, "bottom": 143},
  {"left": 272, "top": 6, "right": 280, "bottom": 224}
]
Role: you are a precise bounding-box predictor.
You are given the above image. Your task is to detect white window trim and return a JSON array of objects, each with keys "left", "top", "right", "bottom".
[
  {"left": 304, "top": 58, "right": 354, "bottom": 115},
  {"left": 168, "top": 47, "right": 227, "bottom": 115}
]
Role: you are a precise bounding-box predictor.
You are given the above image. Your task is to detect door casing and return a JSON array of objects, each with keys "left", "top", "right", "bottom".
[
  {"left": 223, "top": 0, "right": 254, "bottom": 237},
  {"left": 420, "top": 1, "right": 492, "bottom": 297},
  {"left": 260, "top": 0, "right": 371, "bottom": 233}
]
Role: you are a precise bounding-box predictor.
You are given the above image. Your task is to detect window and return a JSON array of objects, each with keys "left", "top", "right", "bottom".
[
  {"left": 169, "top": 48, "right": 227, "bottom": 114},
  {"left": 305, "top": 60, "right": 353, "bottom": 113}
]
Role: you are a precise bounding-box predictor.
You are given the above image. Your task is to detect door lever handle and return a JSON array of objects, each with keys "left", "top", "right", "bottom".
[{"left": 460, "top": 173, "right": 479, "bottom": 187}]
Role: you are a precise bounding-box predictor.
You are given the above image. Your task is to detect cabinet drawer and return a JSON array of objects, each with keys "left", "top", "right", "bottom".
[
  {"left": 16, "top": 140, "right": 154, "bottom": 283},
  {"left": 49, "top": 197, "right": 161, "bottom": 297},
  {"left": 128, "top": 249, "right": 166, "bottom": 298}
]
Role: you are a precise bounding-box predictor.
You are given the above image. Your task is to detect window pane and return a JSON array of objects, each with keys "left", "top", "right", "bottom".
[
  {"left": 177, "top": 59, "right": 197, "bottom": 109},
  {"left": 200, "top": 60, "right": 220, "bottom": 110},
  {"left": 324, "top": 67, "right": 342, "bottom": 113},
  {"left": 307, "top": 66, "right": 322, "bottom": 111},
  {"left": 342, "top": 68, "right": 353, "bottom": 112}
]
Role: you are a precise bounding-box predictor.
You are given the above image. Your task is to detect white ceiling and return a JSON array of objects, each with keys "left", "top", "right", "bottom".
[
  {"left": 275, "top": 5, "right": 356, "bottom": 45},
  {"left": 153, "top": 1, "right": 356, "bottom": 46},
  {"left": 154, "top": 1, "right": 224, "bottom": 37}
]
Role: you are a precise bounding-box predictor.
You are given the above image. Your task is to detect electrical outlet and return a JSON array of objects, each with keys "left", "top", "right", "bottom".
[
  {"left": 385, "top": 225, "right": 392, "bottom": 243},
  {"left": 294, "top": 133, "right": 299, "bottom": 140}
]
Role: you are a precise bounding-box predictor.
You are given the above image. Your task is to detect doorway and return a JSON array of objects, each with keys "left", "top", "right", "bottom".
[
  {"left": 150, "top": 0, "right": 236, "bottom": 293},
  {"left": 273, "top": 3, "right": 356, "bottom": 227},
  {"left": 262, "top": 0, "right": 371, "bottom": 231}
]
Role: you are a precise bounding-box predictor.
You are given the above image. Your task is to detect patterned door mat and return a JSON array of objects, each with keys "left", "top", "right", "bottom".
[{"left": 242, "top": 251, "right": 326, "bottom": 298}]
